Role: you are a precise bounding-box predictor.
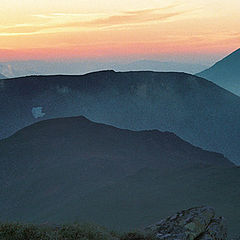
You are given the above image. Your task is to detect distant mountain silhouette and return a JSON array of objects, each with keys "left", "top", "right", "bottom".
[
  {"left": 0, "top": 116, "right": 235, "bottom": 229},
  {"left": 0, "top": 60, "right": 206, "bottom": 78},
  {"left": 197, "top": 48, "right": 240, "bottom": 95},
  {"left": 1, "top": 71, "right": 240, "bottom": 164},
  {"left": 118, "top": 60, "right": 207, "bottom": 74}
]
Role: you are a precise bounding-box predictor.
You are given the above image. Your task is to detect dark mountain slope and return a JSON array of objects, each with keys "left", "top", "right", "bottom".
[
  {"left": 1, "top": 71, "right": 240, "bottom": 164},
  {"left": 197, "top": 48, "right": 240, "bottom": 95},
  {"left": 68, "top": 166, "right": 240, "bottom": 237},
  {"left": 0, "top": 116, "right": 233, "bottom": 225}
]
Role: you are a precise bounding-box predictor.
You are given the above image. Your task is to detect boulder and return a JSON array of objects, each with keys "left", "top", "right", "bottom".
[
  {"left": 145, "top": 206, "right": 227, "bottom": 240},
  {"left": 197, "top": 217, "right": 227, "bottom": 240}
]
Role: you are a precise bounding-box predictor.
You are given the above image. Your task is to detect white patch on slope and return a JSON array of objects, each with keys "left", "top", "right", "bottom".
[{"left": 32, "top": 107, "right": 46, "bottom": 119}]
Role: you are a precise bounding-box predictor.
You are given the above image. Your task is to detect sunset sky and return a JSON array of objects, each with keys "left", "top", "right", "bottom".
[{"left": 0, "top": 0, "right": 239, "bottom": 63}]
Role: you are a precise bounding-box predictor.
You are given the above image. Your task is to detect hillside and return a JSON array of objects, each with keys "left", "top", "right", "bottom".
[
  {"left": 197, "top": 48, "right": 240, "bottom": 95},
  {"left": 1, "top": 71, "right": 240, "bottom": 164},
  {"left": 73, "top": 167, "right": 240, "bottom": 237},
  {"left": 0, "top": 117, "right": 238, "bottom": 237},
  {"left": 0, "top": 206, "right": 230, "bottom": 240}
]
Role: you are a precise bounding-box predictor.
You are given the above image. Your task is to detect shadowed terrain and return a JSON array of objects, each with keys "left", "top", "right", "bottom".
[
  {"left": 0, "top": 116, "right": 239, "bottom": 237},
  {"left": 1, "top": 71, "right": 240, "bottom": 164}
]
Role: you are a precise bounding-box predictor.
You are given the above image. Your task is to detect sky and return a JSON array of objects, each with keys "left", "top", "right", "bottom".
[{"left": 0, "top": 0, "right": 239, "bottom": 64}]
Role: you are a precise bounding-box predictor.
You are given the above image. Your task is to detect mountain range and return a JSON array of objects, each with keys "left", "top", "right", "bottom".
[
  {"left": 0, "top": 60, "right": 207, "bottom": 78},
  {"left": 115, "top": 60, "right": 207, "bottom": 74},
  {"left": 197, "top": 48, "right": 240, "bottom": 96},
  {"left": 1, "top": 71, "right": 240, "bottom": 164},
  {"left": 0, "top": 116, "right": 239, "bottom": 237}
]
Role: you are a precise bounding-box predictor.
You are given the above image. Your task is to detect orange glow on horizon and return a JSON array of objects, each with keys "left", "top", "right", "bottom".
[{"left": 0, "top": 0, "right": 239, "bottom": 62}]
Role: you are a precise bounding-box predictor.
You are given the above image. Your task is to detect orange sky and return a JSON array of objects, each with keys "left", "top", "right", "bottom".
[{"left": 0, "top": 0, "right": 239, "bottom": 62}]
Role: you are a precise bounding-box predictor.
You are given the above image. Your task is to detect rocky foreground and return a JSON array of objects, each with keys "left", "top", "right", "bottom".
[
  {"left": 145, "top": 206, "right": 227, "bottom": 240},
  {"left": 0, "top": 206, "right": 235, "bottom": 240}
]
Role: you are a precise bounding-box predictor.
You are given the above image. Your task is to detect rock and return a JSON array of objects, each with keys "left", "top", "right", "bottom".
[
  {"left": 145, "top": 206, "right": 227, "bottom": 240},
  {"left": 203, "top": 217, "right": 227, "bottom": 240}
]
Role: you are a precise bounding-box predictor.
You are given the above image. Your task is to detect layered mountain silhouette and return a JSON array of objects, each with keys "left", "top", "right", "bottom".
[
  {"left": 116, "top": 60, "right": 207, "bottom": 74},
  {"left": 197, "top": 48, "right": 240, "bottom": 95},
  {"left": 1, "top": 71, "right": 240, "bottom": 164},
  {"left": 0, "top": 116, "right": 239, "bottom": 236},
  {"left": 0, "top": 60, "right": 206, "bottom": 78}
]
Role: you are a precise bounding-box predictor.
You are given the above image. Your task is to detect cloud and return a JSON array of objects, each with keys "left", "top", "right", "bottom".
[
  {"left": 32, "top": 14, "right": 57, "bottom": 19},
  {"left": 32, "top": 12, "right": 104, "bottom": 18},
  {"left": 87, "top": 11, "right": 184, "bottom": 27},
  {"left": 62, "top": 8, "right": 187, "bottom": 29},
  {"left": 0, "top": 5, "right": 187, "bottom": 36}
]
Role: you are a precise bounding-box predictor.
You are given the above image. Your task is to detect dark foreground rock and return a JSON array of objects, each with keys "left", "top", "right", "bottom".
[
  {"left": 145, "top": 206, "right": 227, "bottom": 240},
  {"left": 0, "top": 206, "right": 228, "bottom": 240}
]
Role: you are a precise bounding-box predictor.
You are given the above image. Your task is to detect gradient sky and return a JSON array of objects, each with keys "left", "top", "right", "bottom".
[{"left": 0, "top": 0, "right": 239, "bottom": 63}]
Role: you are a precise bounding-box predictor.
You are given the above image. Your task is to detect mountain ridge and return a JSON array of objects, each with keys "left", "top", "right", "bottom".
[
  {"left": 0, "top": 60, "right": 207, "bottom": 78},
  {"left": 2, "top": 115, "right": 231, "bottom": 168},
  {"left": 1, "top": 71, "right": 240, "bottom": 164},
  {"left": 0, "top": 116, "right": 238, "bottom": 236},
  {"left": 197, "top": 48, "right": 240, "bottom": 95}
]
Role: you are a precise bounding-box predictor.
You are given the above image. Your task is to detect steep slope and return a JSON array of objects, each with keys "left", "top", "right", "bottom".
[
  {"left": 197, "top": 48, "right": 240, "bottom": 95},
  {"left": 1, "top": 71, "right": 240, "bottom": 164},
  {"left": 71, "top": 167, "right": 240, "bottom": 237},
  {"left": 0, "top": 116, "right": 233, "bottom": 226}
]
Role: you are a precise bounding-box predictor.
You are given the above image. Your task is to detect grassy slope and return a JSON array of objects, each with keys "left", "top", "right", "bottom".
[
  {"left": 56, "top": 166, "right": 240, "bottom": 237},
  {"left": 3, "top": 166, "right": 238, "bottom": 237}
]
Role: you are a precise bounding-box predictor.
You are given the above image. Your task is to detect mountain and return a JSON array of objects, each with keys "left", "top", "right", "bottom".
[
  {"left": 0, "top": 60, "right": 207, "bottom": 78},
  {"left": 74, "top": 166, "right": 240, "bottom": 237},
  {"left": 1, "top": 71, "right": 240, "bottom": 164},
  {"left": 117, "top": 60, "right": 207, "bottom": 74},
  {"left": 0, "top": 116, "right": 238, "bottom": 237},
  {"left": 197, "top": 48, "right": 240, "bottom": 95}
]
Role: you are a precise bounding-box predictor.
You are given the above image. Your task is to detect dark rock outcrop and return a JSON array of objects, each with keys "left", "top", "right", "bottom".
[{"left": 145, "top": 206, "right": 227, "bottom": 240}]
